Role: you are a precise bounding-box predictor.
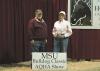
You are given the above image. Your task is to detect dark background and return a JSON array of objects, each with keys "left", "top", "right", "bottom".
[{"left": 0, "top": 0, "right": 100, "bottom": 64}]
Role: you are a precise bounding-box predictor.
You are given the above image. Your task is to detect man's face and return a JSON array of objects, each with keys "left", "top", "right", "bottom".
[
  {"left": 36, "top": 12, "right": 43, "bottom": 20},
  {"left": 58, "top": 13, "right": 65, "bottom": 21}
]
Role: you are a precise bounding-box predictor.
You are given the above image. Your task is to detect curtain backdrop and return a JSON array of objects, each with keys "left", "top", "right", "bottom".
[{"left": 0, "top": 0, "right": 100, "bottom": 64}]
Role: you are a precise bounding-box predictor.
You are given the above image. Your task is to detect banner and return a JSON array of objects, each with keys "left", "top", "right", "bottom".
[
  {"left": 68, "top": 0, "right": 100, "bottom": 29},
  {"left": 32, "top": 52, "right": 67, "bottom": 71}
]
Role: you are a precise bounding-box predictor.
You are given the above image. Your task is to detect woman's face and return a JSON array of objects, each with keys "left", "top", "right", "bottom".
[{"left": 58, "top": 13, "right": 65, "bottom": 21}]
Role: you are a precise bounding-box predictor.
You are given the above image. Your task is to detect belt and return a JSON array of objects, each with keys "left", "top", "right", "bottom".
[
  {"left": 33, "top": 38, "right": 46, "bottom": 41},
  {"left": 54, "top": 37, "right": 68, "bottom": 39}
]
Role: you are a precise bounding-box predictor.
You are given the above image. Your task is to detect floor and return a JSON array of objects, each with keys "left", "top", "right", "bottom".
[{"left": 0, "top": 60, "right": 100, "bottom": 71}]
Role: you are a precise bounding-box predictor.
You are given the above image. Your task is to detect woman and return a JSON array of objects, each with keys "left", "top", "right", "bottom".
[{"left": 52, "top": 11, "right": 72, "bottom": 52}]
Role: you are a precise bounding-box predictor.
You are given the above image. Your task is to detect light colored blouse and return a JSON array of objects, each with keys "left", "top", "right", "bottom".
[{"left": 52, "top": 19, "right": 72, "bottom": 37}]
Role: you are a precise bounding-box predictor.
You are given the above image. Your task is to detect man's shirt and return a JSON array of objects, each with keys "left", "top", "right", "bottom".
[{"left": 28, "top": 18, "right": 47, "bottom": 41}]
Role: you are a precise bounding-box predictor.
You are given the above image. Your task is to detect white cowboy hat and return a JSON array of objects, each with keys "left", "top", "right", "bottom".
[{"left": 59, "top": 11, "right": 66, "bottom": 15}]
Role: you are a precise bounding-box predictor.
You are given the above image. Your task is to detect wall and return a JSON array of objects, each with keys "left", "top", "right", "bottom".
[{"left": 0, "top": 0, "right": 100, "bottom": 64}]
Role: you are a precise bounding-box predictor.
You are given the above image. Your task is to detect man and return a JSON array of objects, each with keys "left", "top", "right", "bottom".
[
  {"left": 52, "top": 11, "right": 72, "bottom": 52},
  {"left": 28, "top": 9, "right": 47, "bottom": 52}
]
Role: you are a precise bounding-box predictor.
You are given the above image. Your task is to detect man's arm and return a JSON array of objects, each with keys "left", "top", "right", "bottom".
[
  {"left": 65, "top": 22, "right": 72, "bottom": 37},
  {"left": 28, "top": 19, "right": 34, "bottom": 41}
]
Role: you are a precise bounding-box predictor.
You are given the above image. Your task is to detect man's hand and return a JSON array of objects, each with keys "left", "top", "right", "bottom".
[
  {"left": 57, "top": 34, "right": 65, "bottom": 38},
  {"left": 31, "top": 40, "right": 34, "bottom": 44},
  {"left": 45, "top": 39, "right": 47, "bottom": 43},
  {"left": 53, "top": 33, "right": 58, "bottom": 37}
]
